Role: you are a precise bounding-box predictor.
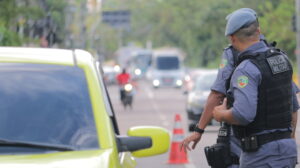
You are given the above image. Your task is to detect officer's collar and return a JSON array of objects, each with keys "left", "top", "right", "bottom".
[
  {"left": 259, "top": 34, "right": 266, "bottom": 40},
  {"left": 238, "top": 41, "right": 267, "bottom": 57}
]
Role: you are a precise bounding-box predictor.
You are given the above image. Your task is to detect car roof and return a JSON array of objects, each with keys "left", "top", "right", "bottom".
[
  {"left": 189, "top": 68, "right": 217, "bottom": 77},
  {"left": 102, "top": 65, "right": 115, "bottom": 72},
  {"left": 0, "top": 47, "right": 94, "bottom": 66},
  {"left": 195, "top": 70, "right": 218, "bottom": 82},
  {"left": 153, "top": 50, "right": 182, "bottom": 59}
]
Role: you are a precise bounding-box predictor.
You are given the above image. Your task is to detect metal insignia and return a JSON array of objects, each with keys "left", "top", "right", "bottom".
[
  {"left": 218, "top": 128, "right": 228, "bottom": 137},
  {"left": 266, "top": 55, "right": 290, "bottom": 74}
]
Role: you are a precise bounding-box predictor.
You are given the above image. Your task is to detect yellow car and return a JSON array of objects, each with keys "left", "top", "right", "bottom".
[{"left": 0, "top": 47, "right": 170, "bottom": 168}]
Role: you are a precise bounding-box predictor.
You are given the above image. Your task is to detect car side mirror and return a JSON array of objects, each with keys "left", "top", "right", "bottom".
[
  {"left": 117, "top": 136, "right": 152, "bottom": 152},
  {"left": 123, "top": 126, "right": 170, "bottom": 157}
]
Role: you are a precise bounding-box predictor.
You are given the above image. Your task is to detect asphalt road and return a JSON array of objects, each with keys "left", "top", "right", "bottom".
[
  {"left": 108, "top": 80, "right": 218, "bottom": 168},
  {"left": 107, "top": 79, "right": 300, "bottom": 168}
]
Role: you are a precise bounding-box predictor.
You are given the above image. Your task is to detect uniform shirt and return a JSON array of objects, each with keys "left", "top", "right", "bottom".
[
  {"left": 116, "top": 73, "right": 130, "bottom": 85},
  {"left": 211, "top": 34, "right": 267, "bottom": 95},
  {"left": 228, "top": 41, "right": 298, "bottom": 168},
  {"left": 211, "top": 46, "right": 242, "bottom": 168},
  {"left": 211, "top": 47, "right": 235, "bottom": 95},
  {"left": 211, "top": 40, "right": 299, "bottom": 168}
]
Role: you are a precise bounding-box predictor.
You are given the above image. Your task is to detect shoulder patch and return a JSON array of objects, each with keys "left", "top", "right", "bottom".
[
  {"left": 237, "top": 75, "right": 249, "bottom": 88},
  {"left": 219, "top": 59, "right": 228, "bottom": 68}
]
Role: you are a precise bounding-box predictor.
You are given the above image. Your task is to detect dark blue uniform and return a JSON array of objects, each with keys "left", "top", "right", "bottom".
[
  {"left": 211, "top": 41, "right": 299, "bottom": 168},
  {"left": 228, "top": 41, "right": 298, "bottom": 168},
  {"left": 211, "top": 47, "right": 241, "bottom": 168}
]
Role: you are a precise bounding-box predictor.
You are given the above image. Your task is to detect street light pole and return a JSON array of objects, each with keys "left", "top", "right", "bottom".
[
  {"left": 80, "top": 1, "right": 87, "bottom": 49},
  {"left": 296, "top": 0, "right": 300, "bottom": 83}
]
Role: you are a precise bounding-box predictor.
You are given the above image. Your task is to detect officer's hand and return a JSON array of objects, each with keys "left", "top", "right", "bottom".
[
  {"left": 213, "top": 98, "right": 227, "bottom": 122},
  {"left": 180, "top": 132, "right": 202, "bottom": 153}
]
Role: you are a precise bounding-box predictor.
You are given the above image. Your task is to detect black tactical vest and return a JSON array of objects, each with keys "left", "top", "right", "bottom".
[{"left": 228, "top": 49, "right": 293, "bottom": 138}]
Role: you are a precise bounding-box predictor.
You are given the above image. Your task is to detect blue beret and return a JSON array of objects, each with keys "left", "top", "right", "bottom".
[
  {"left": 226, "top": 8, "right": 257, "bottom": 20},
  {"left": 225, "top": 11, "right": 257, "bottom": 36}
]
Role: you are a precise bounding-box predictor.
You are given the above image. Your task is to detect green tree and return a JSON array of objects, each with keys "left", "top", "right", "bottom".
[
  {"left": 0, "top": 0, "right": 21, "bottom": 45},
  {"left": 108, "top": 0, "right": 297, "bottom": 67}
]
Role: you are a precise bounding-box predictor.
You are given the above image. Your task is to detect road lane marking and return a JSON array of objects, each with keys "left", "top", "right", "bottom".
[
  {"left": 185, "top": 164, "right": 197, "bottom": 168},
  {"left": 145, "top": 86, "right": 154, "bottom": 99},
  {"left": 145, "top": 83, "right": 170, "bottom": 127},
  {"left": 184, "top": 157, "right": 197, "bottom": 168},
  {"left": 154, "top": 103, "right": 170, "bottom": 127},
  {"left": 140, "top": 81, "right": 199, "bottom": 167}
]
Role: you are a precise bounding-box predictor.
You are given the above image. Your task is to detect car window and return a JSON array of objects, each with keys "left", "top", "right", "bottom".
[
  {"left": 156, "top": 56, "right": 179, "bottom": 70},
  {"left": 195, "top": 73, "right": 217, "bottom": 91},
  {"left": 0, "top": 63, "right": 99, "bottom": 151},
  {"left": 133, "top": 54, "right": 152, "bottom": 70}
]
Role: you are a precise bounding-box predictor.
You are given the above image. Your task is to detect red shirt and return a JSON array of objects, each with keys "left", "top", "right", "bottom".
[{"left": 117, "top": 73, "right": 130, "bottom": 85}]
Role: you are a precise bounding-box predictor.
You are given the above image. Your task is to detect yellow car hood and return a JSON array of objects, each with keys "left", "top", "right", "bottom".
[{"left": 0, "top": 149, "right": 115, "bottom": 168}]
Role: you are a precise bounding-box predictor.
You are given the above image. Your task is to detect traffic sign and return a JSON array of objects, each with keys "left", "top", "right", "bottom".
[{"left": 102, "top": 10, "right": 131, "bottom": 30}]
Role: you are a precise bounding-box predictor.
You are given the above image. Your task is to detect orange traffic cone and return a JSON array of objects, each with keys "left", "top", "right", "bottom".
[{"left": 168, "top": 114, "right": 189, "bottom": 164}]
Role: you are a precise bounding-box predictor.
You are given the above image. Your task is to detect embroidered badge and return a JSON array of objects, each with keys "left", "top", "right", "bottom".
[
  {"left": 237, "top": 76, "right": 248, "bottom": 88},
  {"left": 219, "top": 59, "right": 228, "bottom": 68}
]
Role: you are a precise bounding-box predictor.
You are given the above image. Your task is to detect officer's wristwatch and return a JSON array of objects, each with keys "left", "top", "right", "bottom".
[{"left": 194, "top": 125, "right": 204, "bottom": 134}]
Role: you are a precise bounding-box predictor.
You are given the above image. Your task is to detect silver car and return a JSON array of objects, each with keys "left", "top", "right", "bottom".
[{"left": 185, "top": 70, "right": 218, "bottom": 131}]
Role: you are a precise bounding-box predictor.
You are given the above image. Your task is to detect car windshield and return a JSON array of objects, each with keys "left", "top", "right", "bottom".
[
  {"left": 134, "top": 54, "right": 151, "bottom": 69},
  {"left": 156, "top": 56, "right": 179, "bottom": 70},
  {"left": 0, "top": 63, "right": 99, "bottom": 152},
  {"left": 194, "top": 73, "right": 217, "bottom": 91}
]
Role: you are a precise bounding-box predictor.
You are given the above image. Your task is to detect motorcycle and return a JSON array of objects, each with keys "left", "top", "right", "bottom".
[{"left": 121, "top": 83, "right": 134, "bottom": 108}]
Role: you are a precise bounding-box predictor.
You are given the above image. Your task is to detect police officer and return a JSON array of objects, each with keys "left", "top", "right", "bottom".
[
  {"left": 180, "top": 8, "right": 299, "bottom": 168},
  {"left": 180, "top": 8, "right": 257, "bottom": 168},
  {"left": 213, "top": 10, "right": 298, "bottom": 167}
]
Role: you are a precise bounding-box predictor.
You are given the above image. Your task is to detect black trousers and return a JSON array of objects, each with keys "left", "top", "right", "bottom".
[{"left": 120, "top": 89, "right": 125, "bottom": 101}]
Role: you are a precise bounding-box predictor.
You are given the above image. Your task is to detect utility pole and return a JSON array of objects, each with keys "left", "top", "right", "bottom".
[
  {"left": 296, "top": 0, "right": 300, "bottom": 83},
  {"left": 79, "top": 1, "right": 87, "bottom": 49}
]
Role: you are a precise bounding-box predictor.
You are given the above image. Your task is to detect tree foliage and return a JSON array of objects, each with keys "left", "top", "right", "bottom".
[
  {"left": 105, "top": 0, "right": 297, "bottom": 67},
  {"left": 0, "top": 0, "right": 67, "bottom": 46},
  {"left": 0, "top": 0, "right": 21, "bottom": 46},
  {"left": 0, "top": 0, "right": 297, "bottom": 68}
]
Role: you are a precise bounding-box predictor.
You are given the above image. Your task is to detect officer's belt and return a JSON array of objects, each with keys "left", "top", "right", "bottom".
[
  {"left": 257, "top": 131, "right": 291, "bottom": 146},
  {"left": 241, "top": 131, "right": 291, "bottom": 147}
]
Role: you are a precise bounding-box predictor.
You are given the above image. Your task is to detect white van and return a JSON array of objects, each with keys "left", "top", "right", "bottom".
[{"left": 148, "top": 48, "right": 185, "bottom": 88}]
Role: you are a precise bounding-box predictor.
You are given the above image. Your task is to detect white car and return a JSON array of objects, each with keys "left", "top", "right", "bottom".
[{"left": 185, "top": 69, "right": 218, "bottom": 130}]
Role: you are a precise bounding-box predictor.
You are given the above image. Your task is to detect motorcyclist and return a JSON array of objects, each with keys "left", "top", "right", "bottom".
[{"left": 116, "top": 68, "right": 131, "bottom": 101}]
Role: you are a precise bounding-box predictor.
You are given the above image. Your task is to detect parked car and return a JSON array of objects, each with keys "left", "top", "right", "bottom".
[
  {"left": 0, "top": 47, "right": 170, "bottom": 168},
  {"left": 185, "top": 69, "right": 218, "bottom": 131},
  {"left": 183, "top": 69, "right": 212, "bottom": 92}
]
